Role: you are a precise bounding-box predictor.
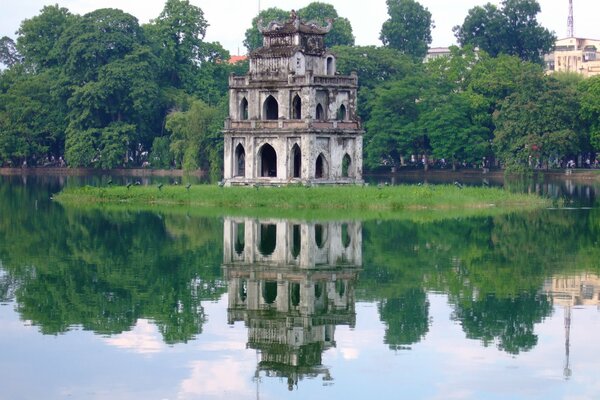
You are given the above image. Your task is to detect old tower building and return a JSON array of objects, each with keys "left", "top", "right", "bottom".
[{"left": 223, "top": 12, "right": 363, "bottom": 186}]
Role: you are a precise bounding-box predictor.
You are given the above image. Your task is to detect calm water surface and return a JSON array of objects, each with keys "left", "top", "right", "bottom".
[{"left": 0, "top": 175, "right": 599, "bottom": 400}]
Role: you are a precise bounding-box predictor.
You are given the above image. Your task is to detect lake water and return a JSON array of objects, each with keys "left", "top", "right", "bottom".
[{"left": 1, "top": 175, "right": 599, "bottom": 400}]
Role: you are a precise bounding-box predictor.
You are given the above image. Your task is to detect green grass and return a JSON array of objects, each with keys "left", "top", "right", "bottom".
[{"left": 54, "top": 184, "right": 553, "bottom": 221}]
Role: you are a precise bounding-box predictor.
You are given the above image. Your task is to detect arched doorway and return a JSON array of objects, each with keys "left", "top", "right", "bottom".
[
  {"left": 263, "top": 95, "right": 278, "bottom": 120},
  {"left": 292, "top": 95, "right": 302, "bottom": 119},
  {"left": 342, "top": 153, "right": 351, "bottom": 178},
  {"left": 235, "top": 144, "right": 245, "bottom": 177},
  {"left": 239, "top": 97, "right": 248, "bottom": 120},
  {"left": 259, "top": 144, "right": 277, "bottom": 177},
  {"left": 291, "top": 144, "right": 301, "bottom": 178},
  {"left": 315, "top": 153, "right": 328, "bottom": 179}
]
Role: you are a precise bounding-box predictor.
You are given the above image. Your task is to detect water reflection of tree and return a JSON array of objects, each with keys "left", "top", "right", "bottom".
[
  {"left": 362, "top": 208, "right": 600, "bottom": 354},
  {"left": 378, "top": 288, "right": 429, "bottom": 350},
  {"left": 0, "top": 178, "right": 224, "bottom": 343},
  {"left": 451, "top": 293, "right": 552, "bottom": 354}
]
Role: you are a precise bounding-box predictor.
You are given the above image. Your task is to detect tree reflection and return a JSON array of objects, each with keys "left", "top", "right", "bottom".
[
  {"left": 451, "top": 293, "right": 552, "bottom": 354},
  {"left": 378, "top": 289, "right": 430, "bottom": 350},
  {"left": 0, "top": 177, "right": 224, "bottom": 343}
]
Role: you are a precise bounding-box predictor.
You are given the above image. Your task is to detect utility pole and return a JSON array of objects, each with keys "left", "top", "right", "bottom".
[{"left": 567, "top": 0, "right": 574, "bottom": 37}]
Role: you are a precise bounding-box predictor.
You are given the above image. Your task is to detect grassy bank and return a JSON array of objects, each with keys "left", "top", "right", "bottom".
[{"left": 54, "top": 184, "right": 553, "bottom": 221}]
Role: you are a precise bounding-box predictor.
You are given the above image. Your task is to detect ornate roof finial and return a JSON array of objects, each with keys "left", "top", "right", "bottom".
[{"left": 290, "top": 9, "right": 300, "bottom": 29}]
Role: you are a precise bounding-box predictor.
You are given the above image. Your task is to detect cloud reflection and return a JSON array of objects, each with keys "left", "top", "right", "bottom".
[{"left": 104, "top": 319, "right": 165, "bottom": 354}]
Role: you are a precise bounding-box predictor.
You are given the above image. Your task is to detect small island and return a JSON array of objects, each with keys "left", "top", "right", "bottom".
[{"left": 55, "top": 184, "right": 552, "bottom": 221}]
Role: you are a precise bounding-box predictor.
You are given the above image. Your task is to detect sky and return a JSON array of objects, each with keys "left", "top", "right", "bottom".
[{"left": 2, "top": 0, "right": 599, "bottom": 56}]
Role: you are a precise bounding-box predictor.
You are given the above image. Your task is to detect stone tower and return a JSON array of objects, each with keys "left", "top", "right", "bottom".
[{"left": 223, "top": 11, "right": 363, "bottom": 186}]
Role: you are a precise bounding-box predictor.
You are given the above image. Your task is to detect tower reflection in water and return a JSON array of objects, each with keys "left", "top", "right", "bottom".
[{"left": 222, "top": 218, "right": 362, "bottom": 390}]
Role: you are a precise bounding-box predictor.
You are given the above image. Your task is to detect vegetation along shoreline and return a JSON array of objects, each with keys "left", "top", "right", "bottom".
[{"left": 55, "top": 184, "right": 553, "bottom": 221}]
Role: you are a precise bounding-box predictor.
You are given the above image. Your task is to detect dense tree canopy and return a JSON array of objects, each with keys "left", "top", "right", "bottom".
[
  {"left": 380, "top": 0, "right": 433, "bottom": 60},
  {"left": 454, "top": 0, "right": 555, "bottom": 63}
]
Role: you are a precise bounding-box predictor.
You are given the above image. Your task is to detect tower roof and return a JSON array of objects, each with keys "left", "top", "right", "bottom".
[
  {"left": 258, "top": 10, "right": 332, "bottom": 36},
  {"left": 251, "top": 11, "right": 332, "bottom": 58}
]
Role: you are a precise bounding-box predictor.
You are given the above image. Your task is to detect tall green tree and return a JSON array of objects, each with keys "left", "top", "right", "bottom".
[
  {"left": 59, "top": 9, "right": 160, "bottom": 168},
  {"left": 379, "top": 0, "right": 433, "bottom": 60},
  {"left": 144, "top": 0, "right": 208, "bottom": 89},
  {"left": 493, "top": 76, "right": 582, "bottom": 170},
  {"left": 420, "top": 93, "right": 490, "bottom": 170},
  {"left": 331, "top": 45, "right": 415, "bottom": 122},
  {"left": 579, "top": 76, "right": 600, "bottom": 152},
  {"left": 16, "top": 5, "right": 77, "bottom": 70},
  {"left": 0, "top": 69, "right": 67, "bottom": 166},
  {"left": 364, "top": 74, "right": 427, "bottom": 169},
  {"left": 166, "top": 99, "right": 223, "bottom": 174},
  {"left": 454, "top": 0, "right": 555, "bottom": 63},
  {"left": 0, "top": 37, "right": 22, "bottom": 68}
]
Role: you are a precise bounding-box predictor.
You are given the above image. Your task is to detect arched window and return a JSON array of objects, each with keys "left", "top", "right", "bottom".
[
  {"left": 327, "top": 57, "right": 334, "bottom": 75},
  {"left": 337, "top": 104, "right": 347, "bottom": 121},
  {"left": 315, "top": 153, "right": 328, "bottom": 179},
  {"left": 235, "top": 144, "right": 245, "bottom": 177},
  {"left": 290, "top": 283, "right": 301, "bottom": 307},
  {"left": 341, "top": 223, "right": 351, "bottom": 248},
  {"left": 234, "top": 222, "right": 245, "bottom": 255},
  {"left": 315, "top": 224, "right": 328, "bottom": 249},
  {"left": 316, "top": 103, "right": 325, "bottom": 120},
  {"left": 263, "top": 281, "right": 277, "bottom": 304},
  {"left": 259, "top": 224, "right": 277, "bottom": 256},
  {"left": 239, "top": 279, "right": 247, "bottom": 302},
  {"left": 291, "top": 144, "right": 301, "bottom": 178},
  {"left": 292, "top": 95, "right": 302, "bottom": 119},
  {"left": 259, "top": 144, "right": 277, "bottom": 177},
  {"left": 342, "top": 153, "right": 351, "bottom": 178},
  {"left": 239, "top": 97, "right": 248, "bottom": 120},
  {"left": 263, "top": 95, "right": 278, "bottom": 120},
  {"left": 292, "top": 224, "right": 301, "bottom": 259}
]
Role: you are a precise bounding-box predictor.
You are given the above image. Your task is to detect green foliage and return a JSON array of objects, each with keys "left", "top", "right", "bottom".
[
  {"left": 166, "top": 99, "right": 222, "bottom": 172},
  {"left": 150, "top": 136, "right": 173, "bottom": 168},
  {"left": 579, "top": 76, "right": 600, "bottom": 152},
  {"left": 379, "top": 289, "right": 430, "bottom": 349},
  {"left": 57, "top": 8, "right": 144, "bottom": 84},
  {"left": 144, "top": 0, "right": 208, "bottom": 89},
  {"left": 454, "top": 0, "right": 555, "bottom": 63},
  {"left": 493, "top": 76, "right": 582, "bottom": 169},
  {"left": 0, "top": 69, "right": 67, "bottom": 165},
  {"left": 16, "top": 4, "right": 77, "bottom": 70},
  {"left": 56, "top": 184, "right": 551, "bottom": 221},
  {"left": 0, "top": 37, "right": 22, "bottom": 68},
  {"left": 421, "top": 93, "right": 491, "bottom": 168},
  {"left": 380, "top": 0, "right": 433, "bottom": 60}
]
